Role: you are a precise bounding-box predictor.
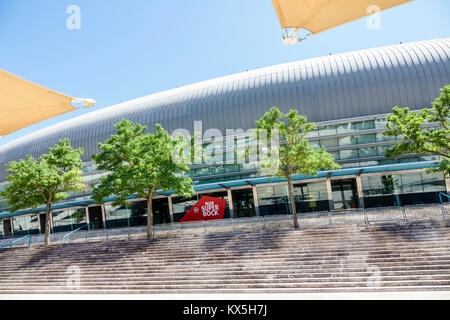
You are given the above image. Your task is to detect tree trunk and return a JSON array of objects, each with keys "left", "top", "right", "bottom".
[
  {"left": 147, "top": 196, "right": 153, "bottom": 239},
  {"left": 287, "top": 175, "right": 299, "bottom": 229},
  {"left": 45, "top": 202, "right": 52, "bottom": 245}
]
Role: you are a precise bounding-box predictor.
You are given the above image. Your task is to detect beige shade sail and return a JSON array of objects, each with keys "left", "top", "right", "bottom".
[
  {"left": 0, "top": 69, "right": 77, "bottom": 136},
  {"left": 272, "top": 0, "right": 413, "bottom": 35}
]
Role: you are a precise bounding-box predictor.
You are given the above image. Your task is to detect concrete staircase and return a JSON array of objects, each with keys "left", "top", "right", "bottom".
[{"left": 1, "top": 220, "right": 450, "bottom": 294}]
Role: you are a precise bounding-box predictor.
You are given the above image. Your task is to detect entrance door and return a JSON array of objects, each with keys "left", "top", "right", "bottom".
[
  {"left": 331, "top": 179, "right": 359, "bottom": 210},
  {"left": 232, "top": 189, "right": 256, "bottom": 218},
  {"left": 39, "top": 213, "right": 46, "bottom": 234},
  {"left": 88, "top": 206, "right": 104, "bottom": 229},
  {"left": 3, "top": 219, "right": 12, "bottom": 237}
]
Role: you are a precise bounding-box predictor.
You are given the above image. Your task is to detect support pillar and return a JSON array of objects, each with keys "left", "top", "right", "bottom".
[
  {"left": 85, "top": 207, "right": 91, "bottom": 230},
  {"left": 37, "top": 214, "right": 42, "bottom": 234},
  {"left": 168, "top": 196, "right": 174, "bottom": 223},
  {"left": 227, "top": 189, "right": 234, "bottom": 218},
  {"left": 446, "top": 176, "right": 450, "bottom": 194},
  {"left": 355, "top": 175, "right": 365, "bottom": 209},
  {"left": 101, "top": 205, "right": 107, "bottom": 229},
  {"left": 326, "top": 177, "right": 334, "bottom": 211},
  {"left": 252, "top": 186, "right": 260, "bottom": 216}
]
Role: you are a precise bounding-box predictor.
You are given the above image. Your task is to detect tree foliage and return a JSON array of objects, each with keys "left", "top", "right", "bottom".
[
  {"left": 0, "top": 139, "right": 85, "bottom": 244},
  {"left": 384, "top": 85, "right": 450, "bottom": 177},
  {"left": 255, "top": 107, "right": 340, "bottom": 228},
  {"left": 92, "top": 119, "right": 195, "bottom": 238}
]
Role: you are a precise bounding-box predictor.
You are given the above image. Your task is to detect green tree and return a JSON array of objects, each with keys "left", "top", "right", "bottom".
[
  {"left": 92, "top": 119, "right": 195, "bottom": 239},
  {"left": 384, "top": 85, "right": 450, "bottom": 177},
  {"left": 254, "top": 107, "right": 340, "bottom": 229},
  {"left": 0, "top": 139, "right": 85, "bottom": 245}
]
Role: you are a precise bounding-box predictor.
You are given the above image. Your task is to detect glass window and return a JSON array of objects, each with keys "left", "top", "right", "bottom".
[
  {"left": 399, "top": 173, "right": 423, "bottom": 194},
  {"left": 257, "top": 185, "right": 289, "bottom": 216},
  {"left": 353, "top": 120, "right": 375, "bottom": 131},
  {"left": 338, "top": 136, "right": 357, "bottom": 146},
  {"left": 52, "top": 209, "right": 86, "bottom": 233},
  {"left": 172, "top": 195, "right": 198, "bottom": 222},
  {"left": 375, "top": 117, "right": 387, "bottom": 129},
  {"left": 358, "top": 147, "right": 378, "bottom": 158},
  {"left": 104, "top": 204, "right": 132, "bottom": 228},
  {"left": 320, "top": 138, "right": 338, "bottom": 148},
  {"left": 330, "top": 151, "right": 340, "bottom": 161},
  {"left": 12, "top": 215, "right": 39, "bottom": 236},
  {"left": 319, "top": 125, "right": 337, "bottom": 136},
  {"left": 196, "top": 167, "right": 210, "bottom": 177},
  {"left": 422, "top": 172, "right": 446, "bottom": 192},
  {"left": 362, "top": 176, "right": 383, "bottom": 197},
  {"left": 340, "top": 149, "right": 359, "bottom": 160},
  {"left": 376, "top": 132, "right": 396, "bottom": 142},
  {"left": 209, "top": 165, "right": 225, "bottom": 175},
  {"left": 307, "top": 182, "right": 329, "bottom": 201},
  {"left": 336, "top": 123, "right": 354, "bottom": 134},
  {"left": 305, "top": 129, "right": 319, "bottom": 138},
  {"left": 357, "top": 133, "right": 376, "bottom": 144},
  {"left": 240, "top": 162, "right": 256, "bottom": 171}
]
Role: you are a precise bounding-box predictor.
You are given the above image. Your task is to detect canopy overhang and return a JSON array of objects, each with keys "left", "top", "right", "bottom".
[
  {"left": 0, "top": 69, "right": 95, "bottom": 136},
  {"left": 272, "top": 0, "right": 413, "bottom": 39}
]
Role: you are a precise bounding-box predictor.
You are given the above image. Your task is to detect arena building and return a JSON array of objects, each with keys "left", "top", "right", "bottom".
[{"left": 0, "top": 38, "right": 449, "bottom": 238}]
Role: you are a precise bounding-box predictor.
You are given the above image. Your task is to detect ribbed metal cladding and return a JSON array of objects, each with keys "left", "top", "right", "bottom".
[{"left": 0, "top": 38, "right": 449, "bottom": 181}]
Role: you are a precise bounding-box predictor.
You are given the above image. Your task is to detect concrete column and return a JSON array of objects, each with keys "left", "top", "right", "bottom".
[
  {"left": 445, "top": 176, "right": 450, "bottom": 194},
  {"left": 37, "top": 214, "right": 42, "bottom": 234},
  {"left": 326, "top": 178, "right": 334, "bottom": 211},
  {"left": 252, "top": 186, "right": 260, "bottom": 216},
  {"left": 85, "top": 207, "right": 90, "bottom": 230},
  {"left": 355, "top": 175, "right": 365, "bottom": 209},
  {"left": 227, "top": 189, "right": 234, "bottom": 218},
  {"left": 101, "top": 205, "right": 107, "bottom": 229},
  {"left": 168, "top": 196, "right": 174, "bottom": 223}
]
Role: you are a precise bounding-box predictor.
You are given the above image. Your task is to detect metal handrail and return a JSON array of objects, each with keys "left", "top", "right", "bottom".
[
  {"left": 0, "top": 235, "right": 32, "bottom": 250},
  {"left": 439, "top": 192, "right": 450, "bottom": 204},
  {"left": 62, "top": 223, "right": 94, "bottom": 245}
]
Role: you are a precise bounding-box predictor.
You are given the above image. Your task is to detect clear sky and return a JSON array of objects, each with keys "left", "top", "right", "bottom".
[{"left": 0, "top": 0, "right": 449, "bottom": 146}]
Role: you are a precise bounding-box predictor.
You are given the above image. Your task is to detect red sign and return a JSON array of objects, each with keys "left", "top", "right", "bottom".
[{"left": 179, "top": 196, "right": 227, "bottom": 223}]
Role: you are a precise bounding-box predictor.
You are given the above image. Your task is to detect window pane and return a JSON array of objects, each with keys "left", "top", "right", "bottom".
[
  {"left": 358, "top": 147, "right": 378, "bottom": 158},
  {"left": 340, "top": 149, "right": 359, "bottom": 160},
  {"left": 357, "top": 134, "right": 376, "bottom": 144},
  {"left": 400, "top": 173, "right": 423, "bottom": 194},
  {"left": 353, "top": 120, "right": 375, "bottom": 131},
  {"left": 336, "top": 123, "right": 354, "bottom": 134},
  {"left": 319, "top": 125, "right": 336, "bottom": 136},
  {"left": 422, "top": 172, "right": 446, "bottom": 192},
  {"left": 338, "top": 136, "right": 357, "bottom": 146},
  {"left": 320, "top": 138, "right": 338, "bottom": 148}
]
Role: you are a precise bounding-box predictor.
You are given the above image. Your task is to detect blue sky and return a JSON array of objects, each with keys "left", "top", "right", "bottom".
[{"left": 0, "top": 0, "right": 449, "bottom": 146}]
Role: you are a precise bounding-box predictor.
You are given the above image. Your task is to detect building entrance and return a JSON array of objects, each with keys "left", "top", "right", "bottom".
[
  {"left": 39, "top": 213, "right": 46, "bottom": 234},
  {"left": 88, "top": 206, "right": 104, "bottom": 229},
  {"left": 3, "top": 219, "right": 12, "bottom": 237},
  {"left": 331, "top": 179, "right": 359, "bottom": 210}
]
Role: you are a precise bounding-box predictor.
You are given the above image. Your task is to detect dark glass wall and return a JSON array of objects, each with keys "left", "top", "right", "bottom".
[
  {"left": 362, "top": 172, "right": 447, "bottom": 208},
  {"left": 232, "top": 188, "right": 256, "bottom": 218},
  {"left": 293, "top": 181, "right": 330, "bottom": 213}
]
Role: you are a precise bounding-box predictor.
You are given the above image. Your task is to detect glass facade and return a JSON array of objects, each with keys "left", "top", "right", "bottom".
[
  {"left": 104, "top": 199, "right": 171, "bottom": 229},
  {"left": 362, "top": 172, "right": 446, "bottom": 208},
  {"left": 257, "top": 185, "right": 290, "bottom": 216},
  {"left": 12, "top": 215, "right": 39, "bottom": 236},
  {"left": 52, "top": 208, "right": 87, "bottom": 233},
  {"left": 293, "top": 181, "right": 330, "bottom": 213},
  {"left": 0, "top": 114, "right": 448, "bottom": 238}
]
